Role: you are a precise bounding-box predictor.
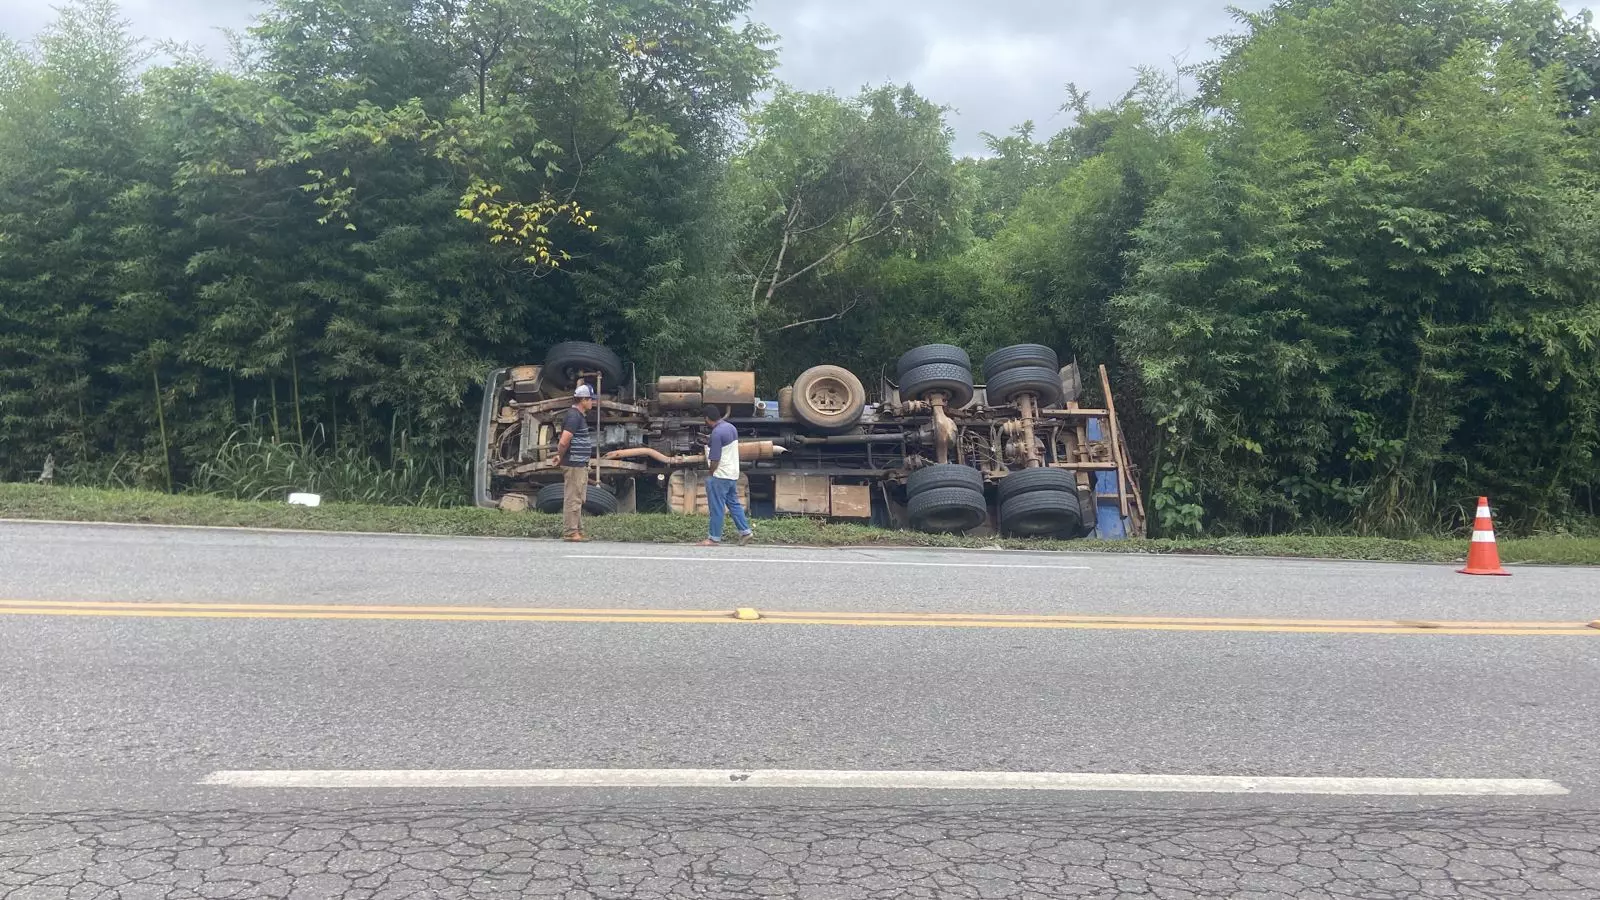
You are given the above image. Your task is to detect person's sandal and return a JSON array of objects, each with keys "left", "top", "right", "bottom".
[
  {"left": 697, "top": 539, "right": 719, "bottom": 547},
  {"left": 737, "top": 532, "right": 754, "bottom": 546},
  {"left": 563, "top": 533, "right": 588, "bottom": 543}
]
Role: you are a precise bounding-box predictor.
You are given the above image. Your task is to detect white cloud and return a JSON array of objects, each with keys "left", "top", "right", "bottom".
[
  {"left": 4, "top": 0, "right": 1595, "bottom": 154},
  {"left": 748, "top": 0, "right": 1244, "bottom": 151}
]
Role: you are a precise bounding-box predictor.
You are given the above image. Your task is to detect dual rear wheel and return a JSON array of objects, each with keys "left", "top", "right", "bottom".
[
  {"left": 897, "top": 344, "right": 975, "bottom": 409},
  {"left": 905, "top": 464, "right": 988, "bottom": 534},
  {"left": 996, "top": 469, "right": 1082, "bottom": 538},
  {"left": 982, "top": 344, "right": 1063, "bottom": 407},
  {"left": 904, "top": 463, "right": 1084, "bottom": 537},
  {"left": 897, "top": 343, "right": 1080, "bottom": 537}
]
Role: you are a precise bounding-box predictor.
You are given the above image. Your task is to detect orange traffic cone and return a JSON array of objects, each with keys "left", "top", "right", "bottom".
[{"left": 1458, "top": 496, "right": 1510, "bottom": 576}]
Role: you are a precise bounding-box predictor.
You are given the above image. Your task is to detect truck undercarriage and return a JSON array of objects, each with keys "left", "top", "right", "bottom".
[{"left": 474, "top": 342, "right": 1146, "bottom": 539}]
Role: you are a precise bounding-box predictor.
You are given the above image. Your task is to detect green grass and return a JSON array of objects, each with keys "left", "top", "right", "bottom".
[{"left": 3, "top": 482, "right": 1598, "bottom": 565}]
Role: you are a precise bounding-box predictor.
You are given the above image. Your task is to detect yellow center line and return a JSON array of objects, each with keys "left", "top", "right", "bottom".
[
  {"left": 0, "top": 608, "right": 737, "bottom": 625},
  {"left": 0, "top": 599, "right": 1595, "bottom": 636},
  {"left": 0, "top": 598, "right": 729, "bottom": 617},
  {"left": 765, "top": 609, "right": 1585, "bottom": 629}
]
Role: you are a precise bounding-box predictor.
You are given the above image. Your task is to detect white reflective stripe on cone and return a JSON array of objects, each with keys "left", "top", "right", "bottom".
[
  {"left": 1472, "top": 530, "right": 1497, "bottom": 543},
  {"left": 1476, "top": 505, "right": 1492, "bottom": 518}
]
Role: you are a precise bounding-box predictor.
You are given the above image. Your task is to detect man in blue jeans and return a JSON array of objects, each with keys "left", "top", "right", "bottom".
[{"left": 698, "top": 404, "right": 754, "bottom": 546}]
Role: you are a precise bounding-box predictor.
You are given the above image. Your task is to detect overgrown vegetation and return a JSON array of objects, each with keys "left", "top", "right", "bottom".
[
  {"left": 4, "top": 483, "right": 1598, "bottom": 564},
  {"left": 2, "top": 0, "right": 1598, "bottom": 538},
  {"left": 191, "top": 429, "right": 462, "bottom": 507}
]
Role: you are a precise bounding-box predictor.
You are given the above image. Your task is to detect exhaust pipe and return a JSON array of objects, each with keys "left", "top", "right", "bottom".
[{"left": 604, "top": 441, "right": 787, "bottom": 467}]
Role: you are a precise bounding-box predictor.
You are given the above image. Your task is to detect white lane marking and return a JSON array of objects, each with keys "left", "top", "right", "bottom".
[
  {"left": 563, "top": 555, "right": 1089, "bottom": 570},
  {"left": 201, "top": 769, "right": 1567, "bottom": 795}
]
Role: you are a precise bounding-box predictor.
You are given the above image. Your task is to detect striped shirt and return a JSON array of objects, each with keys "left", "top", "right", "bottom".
[{"left": 561, "top": 407, "right": 593, "bottom": 467}]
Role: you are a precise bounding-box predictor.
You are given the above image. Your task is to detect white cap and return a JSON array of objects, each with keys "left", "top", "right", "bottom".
[{"left": 573, "top": 383, "right": 595, "bottom": 399}]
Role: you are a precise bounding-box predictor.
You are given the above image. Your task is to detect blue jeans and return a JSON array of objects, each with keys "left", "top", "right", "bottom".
[{"left": 706, "top": 476, "right": 752, "bottom": 542}]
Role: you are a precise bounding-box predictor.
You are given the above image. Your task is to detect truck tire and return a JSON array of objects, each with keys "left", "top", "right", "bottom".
[
  {"left": 996, "top": 467, "right": 1077, "bottom": 504},
  {"left": 792, "top": 365, "right": 867, "bottom": 433},
  {"left": 899, "top": 362, "right": 975, "bottom": 408},
  {"left": 584, "top": 482, "right": 619, "bottom": 515},
  {"left": 984, "top": 365, "right": 1064, "bottom": 407},
  {"left": 535, "top": 480, "right": 617, "bottom": 516},
  {"left": 544, "top": 341, "right": 623, "bottom": 390},
  {"left": 982, "top": 344, "right": 1058, "bottom": 378},
  {"left": 999, "top": 490, "right": 1082, "bottom": 538},
  {"left": 907, "top": 463, "right": 984, "bottom": 499},
  {"left": 907, "top": 486, "right": 989, "bottom": 534},
  {"left": 897, "top": 344, "right": 971, "bottom": 379},
  {"left": 534, "top": 482, "right": 566, "bottom": 513}
]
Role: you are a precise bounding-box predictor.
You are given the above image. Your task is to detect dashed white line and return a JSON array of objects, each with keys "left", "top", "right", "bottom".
[
  {"left": 201, "top": 769, "right": 1567, "bottom": 795},
  {"left": 563, "top": 555, "right": 1089, "bottom": 570}
]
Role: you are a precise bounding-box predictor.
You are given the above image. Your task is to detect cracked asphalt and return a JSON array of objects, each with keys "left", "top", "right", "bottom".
[
  {"left": 4, "top": 806, "right": 1600, "bottom": 898},
  {"left": 2, "top": 521, "right": 1599, "bottom": 898}
]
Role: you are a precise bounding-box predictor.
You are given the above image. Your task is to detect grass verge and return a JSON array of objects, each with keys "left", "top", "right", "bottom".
[{"left": 3, "top": 483, "right": 1598, "bottom": 565}]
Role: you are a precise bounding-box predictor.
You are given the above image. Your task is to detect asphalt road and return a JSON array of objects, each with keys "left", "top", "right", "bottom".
[
  {"left": 2, "top": 520, "right": 1599, "bottom": 899},
  {"left": 4, "top": 520, "right": 1597, "bottom": 620}
]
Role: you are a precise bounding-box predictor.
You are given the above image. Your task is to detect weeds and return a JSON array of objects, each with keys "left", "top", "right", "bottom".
[
  {"left": 191, "top": 430, "right": 464, "bottom": 507},
  {"left": 66, "top": 452, "right": 173, "bottom": 493},
  {"left": 4, "top": 483, "right": 1598, "bottom": 565}
]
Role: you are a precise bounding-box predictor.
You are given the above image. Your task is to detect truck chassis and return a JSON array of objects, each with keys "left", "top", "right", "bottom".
[{"left": 474, "top": 342, "right": 1145, "bottom": 539}]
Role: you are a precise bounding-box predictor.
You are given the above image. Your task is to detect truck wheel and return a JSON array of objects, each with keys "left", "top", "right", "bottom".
[
  {"left": 897, "top": 344, "right": 971, "bottom": 379},
  {"left": 906, "top": 463, "right": 984, "bottom": 499},
  {"left": 984, "top": 365, "right": 1064, "bottom": 407},
  {"left": 544, "top": 341, "right": 623, "bottom": 390},
  {"left": 534, "top": 483, "right": 566, "bottom": 513},
  {"left": 792, "top": 365, "right": 867, "bottom": 433},
  {"left": 1000, "top": 490, "right": 1082, "bottom": 538},
  {"left": 899, "top": 362, "right": 975, "bottom": 408},
  {"left": 995, "top": 467, "right": 1077, "bottom": 504},
  {"left": 982, "top": 344, "right": 1058, "bottom": 378},
  {"left": 907, "top": 486, "right": 988, "bottom": 534},
  {"left": 534, "top": 480, "right": 617, "bottom": 516},
  {"left": 583, "top": 483, "right": 619, "bottom": 516}
]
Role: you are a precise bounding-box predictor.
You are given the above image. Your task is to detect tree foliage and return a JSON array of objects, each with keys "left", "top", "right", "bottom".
[
  {"left": 1118, "top": 0, "right": 1600, "bottom": 534},
  {"left": 1, "top": 0, "right": 772, "bottom": 488},
  {"left": 728, "top": 85, "right": 968, "bottom": 381},
  {"left": 1, "top": 0, "right": 1596, "bottom": 534}
]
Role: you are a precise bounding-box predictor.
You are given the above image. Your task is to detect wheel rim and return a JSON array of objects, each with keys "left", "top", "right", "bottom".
[{"left": 807, "top": 377, "right": 851, "bottom": 415}]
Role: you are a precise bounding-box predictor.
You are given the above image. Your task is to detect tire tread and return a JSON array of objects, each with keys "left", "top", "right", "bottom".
[
  {"left": 999, "top": 490, "right": 1082, "bottom": 537},
  {"left": 907, "top": 486, "right": 989, "bottom": 534}
]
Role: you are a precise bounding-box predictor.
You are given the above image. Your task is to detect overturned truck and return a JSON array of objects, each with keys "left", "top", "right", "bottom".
[{"left": 474, "top": 341, "right": 1146, "bottom": 539}]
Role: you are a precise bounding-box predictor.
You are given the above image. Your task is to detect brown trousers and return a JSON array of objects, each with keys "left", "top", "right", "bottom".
[{"left": 562, "top": 465, "right": 589, "bottom": 536}]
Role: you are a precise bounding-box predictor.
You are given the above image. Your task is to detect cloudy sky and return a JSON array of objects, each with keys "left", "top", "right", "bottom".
[{"left": 3, "top": 0, "right": 1594, "bottom": 154}]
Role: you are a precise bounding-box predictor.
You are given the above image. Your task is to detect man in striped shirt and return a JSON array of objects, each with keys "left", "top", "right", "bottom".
[{"left": 556, "top": 383, "right": 597, "bottom": 542}]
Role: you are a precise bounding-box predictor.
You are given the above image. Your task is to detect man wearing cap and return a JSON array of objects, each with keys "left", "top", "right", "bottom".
[{"left": 555, "top": 383, "right": 597, "bottom": 542}]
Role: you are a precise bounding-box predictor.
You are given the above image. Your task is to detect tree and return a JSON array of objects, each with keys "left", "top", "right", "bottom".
[
  {"left": 1120, "top": 0, "right": 1600, "bottom": 534},
  {"left": 181, "top": 0, "right": 775, "bottom": 457},
  {"left": 0, "top": 0, "right": 775, "bottom": 486},
  {"left": 729, "top": 84, "right": 967, "bottom": 378},
  {"left": 0, "top": 0, "right": 152, "bottom": 483}
]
